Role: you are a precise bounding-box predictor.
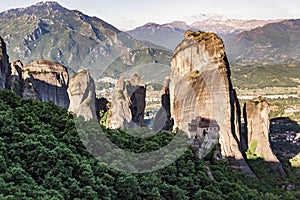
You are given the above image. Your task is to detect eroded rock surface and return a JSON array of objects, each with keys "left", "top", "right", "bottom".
[
  {"left": 153, "top": 76, "right": 173, "bottom": 131},
  {"left": 244, "top": 96, "right": 286, "bottom": 177},
  {"left": 68, "top": 69, "right": 97, "bottom": 121},
  {"left": 169, "top": 30, "right": 255, "bottom": 176},
  {"left": 6, "top": 60, "right": 23, "bottom": 95},
  {"left": 0, "top": 37, "right": 9, "bottom": 89},
  {"left": 107, "top": 74, "right": 146, "bottom": 129},
  {"left": 23, "top": 60, "right": 69, "bottom": 108},
  {"left": 106, "top": 77, "right": 132, "bottom": 129}
]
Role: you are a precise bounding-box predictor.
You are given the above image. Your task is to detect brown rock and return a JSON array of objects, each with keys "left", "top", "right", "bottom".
[
  {"left": 68, "top": 69, "right": 97, "bottom": 121},
  {"left": 244, "top": 96, "right": 286, "bottom": 177},
  {"left": 0, "top": 37, "right": 10, "bottom": 89},
  {"left": 22, "top": 60, "right": 69, "bottom": 108},
  {"left": 169, "top": 30, "right": 255, "bottom": 176}
]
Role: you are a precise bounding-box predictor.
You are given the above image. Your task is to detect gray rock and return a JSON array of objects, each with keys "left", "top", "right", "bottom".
[
  {"left": 106, "top": 74, "right": 146, "bottom": 129},
  {"left": 0, "top": 37, "right": 10, "bottom": 89},
  {"left": 6, "top": 60, "right": 23, "bottom": 95},
  {"left": 68, "top": 69, "right": 97, "bottom": 121}
]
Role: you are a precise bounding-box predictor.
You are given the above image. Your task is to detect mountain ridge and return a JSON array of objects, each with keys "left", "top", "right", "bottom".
[{"left": 0, "top": 1, "right": 172, "bottom": 79}]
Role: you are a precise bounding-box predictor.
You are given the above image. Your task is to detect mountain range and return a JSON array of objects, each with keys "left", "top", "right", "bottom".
[
  {"left": 0, "top": 1, "right": 300, "bottom": 87},
  {"left": 0, "top": 1, "right": 172, "bottom": 79},
  {"left": 127, "top": 18, "right": 300, "bottom": 65}
]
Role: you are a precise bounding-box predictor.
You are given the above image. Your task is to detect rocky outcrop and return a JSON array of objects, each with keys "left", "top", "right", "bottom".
[
  {"left": 22, "top": 60, "right": 69, "bottom": 108},
  {"left": 243, "top": 96, "right": 286, "bottom": 177},
  {"left": 106, "top": 74, "right": 146, "bottom": 129},
  {"left": 106, "top": 77, "right": 132, "bottom": 129},
  {"left": 68, "top": 69, "right": 97, "bottom": 121},
  {"left": 0, "top": 37, "right": 9, "bottom": 89},
  {"left": 169, "top": 30, "right": 255, "bottom": 176},
  {"left": 153, "top": 76, "right": 173, "bottom": 131},
  {"left": 6, "top": 60, "right": 23, "bottom": 95},
  {"left": 22, "top": 73, "right": 41, "bottom": 101},
  {"left": 126, "top": 74, "right": 146, "bottom": 127}
]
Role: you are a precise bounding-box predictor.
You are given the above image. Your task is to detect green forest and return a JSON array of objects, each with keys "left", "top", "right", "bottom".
[{"left": 0, "top": 89, "right": 299, "bottom": 199}]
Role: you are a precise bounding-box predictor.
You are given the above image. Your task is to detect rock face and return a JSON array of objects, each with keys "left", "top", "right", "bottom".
[
  {"left": 0, "top": 37, "right": 9, "bottom": 89},
  {"left": 106, "top": 74, "right": 146, "bottom": 129},
  {"left": 6, "top": 60, "right": 23, "bottom": 95},
  {"left": 169, "top": 30, "right": 255, "bottom": 176},
  {"left": 68, "top": 69, "right": 97, "bottom": 121},
  {"left": 22, "top": 60, "right": 69, "bottom": 108},
  {"left": 126, "top": 74, "right": 146, "bottom": 127},
  {"left": 153, "top": 76, "right": 173, "bottom": 131},
  {"left": 243, "top": 96, "right": 286, "bottom": 177},
  {"left": 106, "top": 77, "right": 132, "bottom": 129}
]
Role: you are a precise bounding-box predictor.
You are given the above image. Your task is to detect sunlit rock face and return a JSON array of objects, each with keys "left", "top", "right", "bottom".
[
  {"left": 169, "top": 30, "right": 255, "bottom": 176},
  {"left": 244, "top": 96, "right": 286, "bottom": 177},
  {"left": 106, "top": 77, "right": 132, "bottom": 129},
  {"left": 0, "top": 37, "right": 9, "bottom": 89},
  {"left": 22, "top": 60, "right": 69, "bottom": 108},
  {"left": 68, "top": 69, "right": 97, "bottom": 121},
  {"left": 106, "top": 74, "right": 146, "bottom": 129}
]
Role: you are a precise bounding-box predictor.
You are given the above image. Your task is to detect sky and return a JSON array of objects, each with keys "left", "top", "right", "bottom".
[{"left": 0, "top": 0, "right": 299, "bottom": 30}]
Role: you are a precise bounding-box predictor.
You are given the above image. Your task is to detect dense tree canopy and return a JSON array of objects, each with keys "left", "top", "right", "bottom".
[{"left": 0, "top": 90, "right": 299, "bottom": 199}]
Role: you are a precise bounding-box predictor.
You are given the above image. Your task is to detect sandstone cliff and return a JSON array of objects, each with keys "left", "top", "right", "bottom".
[
  {"left": 6, "top": 60, "right": 23, "bottom": 95},
  {"left": 0, "top": 37, "right": 9, "bottom": 89},
  {"left": 22, "top": 60, "right": 69, "bottom": 108},
  {"left": 170, "top": 30, "right": 255, "bottom": 176},
  {"left": 243, "top": 96, "right": 286, "bottom": 177},
  {"left": 106, "top": 74, "right": 146, "bottom": 129},
  {"left": 68, "top": 69, "right": 97, "bottom": 121}
]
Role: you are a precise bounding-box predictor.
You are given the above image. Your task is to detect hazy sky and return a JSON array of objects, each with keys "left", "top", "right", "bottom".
[{"left": 0, "top": 0, "right": 299, "bottom": 29}]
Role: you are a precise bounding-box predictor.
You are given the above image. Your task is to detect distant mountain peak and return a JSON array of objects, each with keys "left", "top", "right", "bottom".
[
  {"left": 144, "top": 22, "right": 160, "bottom": 27},
  {"left": 35, "top": 1, "right": 61, "bottom": 6}
]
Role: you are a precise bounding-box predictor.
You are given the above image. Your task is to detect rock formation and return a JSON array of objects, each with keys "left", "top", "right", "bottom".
[
  {"left": 169, "top": 30, "right": 255, "bottom": 176},
  {"left": 125, "top": 74, "right": 146, "bottom": 127},
  {"left": 106, "top": 77, "right": 132, "bottom": 129},
  {"left": 0, "top": 37, "right": 9, "bottom": 89},
  {"left": 6, "top": 60, "right": 23, "bottom": 95},
  {"left": 22, "top": 60, "right": 69, "bottom": 108},
  {"left": 243, "top": 96, "right": 286, "bottom": 177},
  {"left": 106, "top": 74, "right": 146, "bottom": 129},
  {"left": 153, "top": 76, "right": 173, "bottom": 131},
  {"left": 68, "top": 69, "right": 97, "bottom": 121}
]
